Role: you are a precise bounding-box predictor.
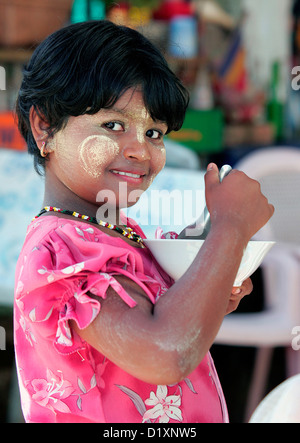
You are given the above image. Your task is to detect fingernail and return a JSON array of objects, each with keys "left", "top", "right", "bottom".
[{"left": 232, "top": 288, "right": 242, "bottom": 295}]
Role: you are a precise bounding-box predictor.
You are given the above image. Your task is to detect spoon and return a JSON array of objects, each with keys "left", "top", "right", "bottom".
[{"left": 197, "top": 164, "right": 232, "bottom": 239}]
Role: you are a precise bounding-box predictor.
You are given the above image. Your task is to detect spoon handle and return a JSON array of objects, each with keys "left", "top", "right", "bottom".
[{"left": 201, "top": 165, "right": 232, "bottom": 238}]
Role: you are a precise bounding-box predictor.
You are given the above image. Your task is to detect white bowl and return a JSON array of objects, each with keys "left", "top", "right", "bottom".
[{"left": 144, "top": 239, "right": 275, "bottom": 287}]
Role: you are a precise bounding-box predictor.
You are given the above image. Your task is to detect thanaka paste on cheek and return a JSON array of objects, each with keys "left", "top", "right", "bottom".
[{"left": 78, "top": 135, "right": 120, "bottom": 179}]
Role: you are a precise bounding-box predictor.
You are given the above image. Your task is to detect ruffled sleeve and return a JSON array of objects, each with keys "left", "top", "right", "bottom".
[{"left": 15, "top": 220, "right": 154, "bottom": 355}]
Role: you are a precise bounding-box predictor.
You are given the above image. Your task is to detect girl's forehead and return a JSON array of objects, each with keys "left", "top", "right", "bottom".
[
  {"left": 108, "top": 89, "right": 148, "bottom": 114},
  {"left": 102, "top": 89, "right": 168, "bottom": 128},
  {"left": 80, "top": 91, "right": 165, "bottom": 126},
  {"left": 65, "top": 89, "right": 167, "bottom": 130}
]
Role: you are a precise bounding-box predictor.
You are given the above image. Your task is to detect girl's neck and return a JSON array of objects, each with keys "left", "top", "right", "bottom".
[{"left": 43, "top": 170, "right": 122, "bottom": 227}]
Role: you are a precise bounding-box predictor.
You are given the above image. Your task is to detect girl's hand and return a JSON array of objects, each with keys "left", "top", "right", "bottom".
[
  {"left": 205, "top": 163, "right": 274, "bottom": 243},
  {"left": 226, "top": 278, "right": 253, "bottom": 315}
]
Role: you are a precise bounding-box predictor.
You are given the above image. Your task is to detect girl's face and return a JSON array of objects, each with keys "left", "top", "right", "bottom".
[{"left": 47, "top": 88, "right": 167, "bottom": 211}]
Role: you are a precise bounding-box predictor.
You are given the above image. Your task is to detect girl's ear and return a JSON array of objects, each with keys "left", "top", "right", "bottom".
[{"left": 29, "top": 106, "right": 50, "bottom": 152}]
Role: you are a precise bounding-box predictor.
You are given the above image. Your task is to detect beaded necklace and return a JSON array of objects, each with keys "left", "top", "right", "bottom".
[{"left": 34, "top": 206, "right": 144, "bottom": 245}]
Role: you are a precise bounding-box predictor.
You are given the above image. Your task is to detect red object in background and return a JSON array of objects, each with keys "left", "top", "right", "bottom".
[
  {"left": 153, "top": 0, "right": 194, "bottom": 20},
  {"left": 0, "top": 111, "right": 26, "bottom": 150}
]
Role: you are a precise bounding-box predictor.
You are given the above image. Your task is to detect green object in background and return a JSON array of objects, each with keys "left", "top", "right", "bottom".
[
  {"left": 267, "top": 100, "right": 284, "bottom": 141},
  {"left": 266, "top": 61, "right": 284, "bottom": 141},
  {"left": 167, "top": 109, "right": 224, "bottom": 154},
  {"left": 71, "top": 0, "right": 105, "bottom": 22}
]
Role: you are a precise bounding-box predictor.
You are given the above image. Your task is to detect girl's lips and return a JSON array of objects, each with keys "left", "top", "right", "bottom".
[{"left": 110, "top": 169, "right": 147, "bottom": 183}]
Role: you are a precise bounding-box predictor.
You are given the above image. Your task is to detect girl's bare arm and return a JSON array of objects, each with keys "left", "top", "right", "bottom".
[{"left": 71, "top": 165, "right": 274, "bottom": 385}]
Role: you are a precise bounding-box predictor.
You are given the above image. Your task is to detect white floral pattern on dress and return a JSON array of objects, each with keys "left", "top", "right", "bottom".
[
  {"left": 30, "top": 369, "right": 75, "bottom": 414},
  {"left": 142, "top": 385, "right": 182, "bottom": 423},
  {"left": 27, "top": 369, "right": 98, "bottom": 415},
  {"left": 117, "top": 378, "right": 197, "bottom": 423}
]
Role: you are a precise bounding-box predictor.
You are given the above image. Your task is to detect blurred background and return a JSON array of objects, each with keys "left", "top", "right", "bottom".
[{"left": 0, "top": 0, "right": 300, "bottom": 423}]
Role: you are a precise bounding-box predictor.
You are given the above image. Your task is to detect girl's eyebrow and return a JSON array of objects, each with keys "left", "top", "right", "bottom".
[
  {"left": 98, "top": 107, "right": 125, "bottom": 116},
  {"left": 107, "top": 107, "right": 126, "bottom": 115}
]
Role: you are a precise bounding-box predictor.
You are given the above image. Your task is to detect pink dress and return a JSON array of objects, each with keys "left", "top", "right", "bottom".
[{"left": 14, "top": 215, "right": 228, "bottom": 423}]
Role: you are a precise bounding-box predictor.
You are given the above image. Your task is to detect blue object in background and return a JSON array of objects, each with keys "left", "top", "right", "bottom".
[
  {"left": 71, "top": 0, "right": 105, "bottom": 22},
  {"left": 169, "top": 15, "right": 198, "bottom": 58}
]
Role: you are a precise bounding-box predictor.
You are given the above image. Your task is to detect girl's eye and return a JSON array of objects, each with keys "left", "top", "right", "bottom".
[
  {"left": 146, "top": 129, "right": 163, "bottom": 140},
  {"left": 104, "top": 122, "right": 123, "bottom": 131}
]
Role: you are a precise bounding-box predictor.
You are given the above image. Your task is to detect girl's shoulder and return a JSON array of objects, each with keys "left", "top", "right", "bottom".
[
  {"left": 15, "top": 215, "right": 147, "bottom": 301},
  {"left": 23, "top": 214, "right": 140, "bottom": 249},
  {"left": 18, "top": 215, "right": 147, "bottom": 276}
]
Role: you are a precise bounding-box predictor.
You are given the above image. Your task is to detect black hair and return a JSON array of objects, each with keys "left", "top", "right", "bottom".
[{"left": 16, "top": 20, "right": 189, "bottom": 174}]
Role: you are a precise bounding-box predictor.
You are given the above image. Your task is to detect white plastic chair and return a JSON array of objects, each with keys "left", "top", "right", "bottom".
[{"left": 215, "top": 147, "right": 300, "bottom": 421}]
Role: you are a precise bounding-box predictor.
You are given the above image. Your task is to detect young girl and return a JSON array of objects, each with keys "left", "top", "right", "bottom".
[{"left": 14, "top": 20, "right": 274, "bottom": 423}]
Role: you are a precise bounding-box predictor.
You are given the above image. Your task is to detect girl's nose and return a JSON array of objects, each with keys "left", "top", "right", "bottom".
[{"left": 122, "top": 133, "right": 151, "bottom": 162}]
